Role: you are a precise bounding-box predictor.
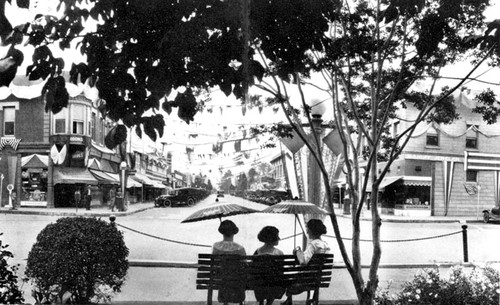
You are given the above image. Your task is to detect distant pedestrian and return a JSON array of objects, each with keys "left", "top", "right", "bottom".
[
  {"left": 10, "top": 190, "right": 17, "bottom": 210},
  {"left": 116, "top": 189, "right": 123, "bottom": 212},
  {"left": 84, "top": 184, "right": 92, "bottom": 210},
  {"left": 109, "top": 187, "right": 116, "bottom": 212},
  {"left": 74, "top": 188, "right": 81, "bottom": 208}
]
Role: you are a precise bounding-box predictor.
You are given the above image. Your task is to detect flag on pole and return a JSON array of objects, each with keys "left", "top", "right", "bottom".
[{"left": 464, "top": 183, "right": 478, "bottom": 196}]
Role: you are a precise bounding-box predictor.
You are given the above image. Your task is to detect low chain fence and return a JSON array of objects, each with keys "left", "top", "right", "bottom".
[{"left": 112, "top": 219, "right": 471, "bottom": 262}]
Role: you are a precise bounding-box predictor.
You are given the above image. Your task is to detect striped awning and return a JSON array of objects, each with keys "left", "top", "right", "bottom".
[
  {"left": 53, "top": 167, "right": 98, "bottom": 185},
  {"left": 89, "top": 169, "right": 119, "bottom": 185},
  {"left": 21, "top": 154, "right": 48, "bottom": 168},
  {"left": 127, "top": 177, "right": 142, "bottom": 188},
  {"left": 367, "top": 176, "right": 431, "bottom": 191},
  {"left": 402, "top": 176, "right": 432, "bottom": 186},
  {"left": 131, "top": 173, "right": 154, "bottom": 186}
]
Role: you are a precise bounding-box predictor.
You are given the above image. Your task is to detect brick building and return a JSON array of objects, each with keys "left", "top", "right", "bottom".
[{"left": 0, "top": 75, "right": 167, "bottom": 209}]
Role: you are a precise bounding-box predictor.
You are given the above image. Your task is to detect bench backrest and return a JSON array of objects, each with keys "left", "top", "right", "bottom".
[{"left": 196, "top": 253, "right": 334, "bottom": 291}]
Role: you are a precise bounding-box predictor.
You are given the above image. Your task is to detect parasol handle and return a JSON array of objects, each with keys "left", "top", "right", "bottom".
[
  {"left": 294, "top": 217, "right": 296, "bottom": 248},
  {"left": 295, "top": 214, "right": 305, "bottom": 234}
]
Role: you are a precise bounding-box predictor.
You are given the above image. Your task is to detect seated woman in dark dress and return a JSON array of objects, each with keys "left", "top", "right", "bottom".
[
  {"left": 253, "top": 226, "right": 285, "bottom": 305},
  {"left": 212, "top": 220, "right": 246, "bottom": 305}
]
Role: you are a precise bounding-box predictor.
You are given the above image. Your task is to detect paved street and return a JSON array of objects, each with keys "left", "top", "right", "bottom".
[{"left": 1, "top": 194, "right": 499, "bottom": 304}]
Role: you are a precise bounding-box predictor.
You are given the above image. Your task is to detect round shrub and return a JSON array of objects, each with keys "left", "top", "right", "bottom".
[
  {"left": 376, "top": 265, "right": 500, "bottom": 305},
  {"left": 0, "top": 233, "right": 25, "bottom": 304},
  {"left": 26, "top": 217, "right": 129, "bottom": 304}
]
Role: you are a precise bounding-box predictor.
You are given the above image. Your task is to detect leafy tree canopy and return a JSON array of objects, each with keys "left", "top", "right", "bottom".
[{"left": 0, "top": 0, "right": 498, "bottom": 148}]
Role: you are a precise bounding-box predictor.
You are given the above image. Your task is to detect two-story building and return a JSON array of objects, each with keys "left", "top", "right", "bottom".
[{"left": 362, "top": 88, "right": 500, "bottom": 217}]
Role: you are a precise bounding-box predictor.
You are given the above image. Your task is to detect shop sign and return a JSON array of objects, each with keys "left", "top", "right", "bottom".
[
  {"left": 72, "top": 151, "right": 84, "bottom": 160},
  {"left": 70, "top": 136, "right": 83, "bottom": 143}
]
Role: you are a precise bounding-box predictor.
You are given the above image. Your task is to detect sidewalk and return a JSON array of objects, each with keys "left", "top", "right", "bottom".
[
  {"left": 333, "top": 208, "right": 482, "bottom": 223},
  {"left": 0, "top": 201, "right": 156, "bottom": 217}
]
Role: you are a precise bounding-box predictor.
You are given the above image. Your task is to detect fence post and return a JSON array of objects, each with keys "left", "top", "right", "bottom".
[{"left": 461, "top": 225, "right": 468, "bottom": 263}]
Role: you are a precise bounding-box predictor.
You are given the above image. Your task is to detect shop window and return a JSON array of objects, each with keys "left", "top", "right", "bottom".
[
  {"left": 465, "top": 124, "right": 478, "bottom": 149},
  {"left": 72, "top": 121, "right": 84, "bottom": 134},
  {"left": 3, "top": 106, "right": 15, "bottom": 136},
  {"left": 466, "top": 170, "right": 478, "bottom": 182},
  {"left": 21, "top": 169, "right": 48, "bottom": 202},
  {"left": 426, "top": 127, "right": 439, "bottom": 147}
]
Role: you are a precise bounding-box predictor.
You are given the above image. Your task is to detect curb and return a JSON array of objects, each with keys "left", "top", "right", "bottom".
[
  {"left": 0, "top": 206, "right": 484, "bottom": 224},
  {"left": 0, "top": 206, "right": 155, "bottom": 217},
  {"left": 335, "top": 212, "right": 482, "bottom": 224}
]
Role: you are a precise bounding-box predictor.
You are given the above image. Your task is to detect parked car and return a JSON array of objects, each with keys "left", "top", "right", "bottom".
[
  {"left": 155, "top": 187, "right": 208, "bottom": 207},
  {"left": 482, "top": 206, "right": 500, "bottom": 223},
  {"left": 216, "top": 190, "right": 225, "bottom": 198},
  {"left": 244, "top": 189, "right": 291, "bottom": 205}
]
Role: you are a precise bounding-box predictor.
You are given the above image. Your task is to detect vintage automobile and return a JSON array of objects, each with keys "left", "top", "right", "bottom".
[
  {"left": 482, "top": 206, "right": 500, "bottom": 223},
  {"left": 155, "top": 187, "right": 209, "bottom": 207}
]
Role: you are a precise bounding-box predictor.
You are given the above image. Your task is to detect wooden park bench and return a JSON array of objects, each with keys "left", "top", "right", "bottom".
[{"left": 196, "top": 253, "right": 334, "bottom": 305}]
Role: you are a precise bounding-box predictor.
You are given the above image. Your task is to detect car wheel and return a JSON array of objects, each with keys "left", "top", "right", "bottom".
[
  {"left": 483, "top": 211, "right": 490, "bottom": 224},
  {"left": 163, "top": 199, "right": 172, "bottom": 208},
  {"left": 187, "top": 198, "right": 195, "bottom": 207}
]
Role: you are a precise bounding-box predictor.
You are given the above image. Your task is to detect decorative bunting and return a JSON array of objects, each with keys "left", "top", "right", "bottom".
[
  {"left": 443, "top": 161, "right": 455, "bottom": 216},
  {"left": 0, "top": 137, "right": 21, "bottom": 151},
  {"left": 50, "top": 144, "right": 67, "bottom": 165}
]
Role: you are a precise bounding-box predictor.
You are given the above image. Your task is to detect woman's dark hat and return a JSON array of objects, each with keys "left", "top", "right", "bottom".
[
  {"left": 307, "top": 219, "right": 327, "bottom": 236},
  {"left": 258, "top": 226, "right": 280, "bottom": 243},
  {"left": 218, "top": 220, "right": 239, "bottom": 236}
]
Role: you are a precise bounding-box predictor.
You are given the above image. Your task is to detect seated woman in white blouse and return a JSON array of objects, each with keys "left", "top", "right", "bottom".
[{"left": 283, "top": 219, "right": 330, "bottom": 305}]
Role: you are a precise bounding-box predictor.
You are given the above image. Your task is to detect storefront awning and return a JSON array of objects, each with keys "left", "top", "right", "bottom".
[
  {"left": 380, "top": 176, "right": 403, "bottom": 188},
  {"left": 402, "top": 176, "right": 432, "bottom": 186},
  {"left": 53, "top": 167, "right": 98, "bottom": 185},
  {"left": 89, "top": 169, "right": 119, "bottom": 185},
  {"left": 150, "top": 179, "right": 166, "bottom": 189},
  {"left": 127, "top": 177, "right": 142, "bottom": 188},
  {"left": 367, "top": 176, "right": 431, "bottom": 191},
  {"left": 21, "top": 154, "right": 48, "bottom": 168},
  {"left": 130, "top": 173, "right": 154, "bottom": 186}
]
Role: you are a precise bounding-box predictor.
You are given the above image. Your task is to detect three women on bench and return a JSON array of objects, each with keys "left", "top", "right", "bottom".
[{"left": 211, "top": 219, "right": 330, "bottom": 305}]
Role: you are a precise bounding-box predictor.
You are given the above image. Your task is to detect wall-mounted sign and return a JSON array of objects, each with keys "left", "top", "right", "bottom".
[
  {"left": 72, "top": 151, "right": 85, "bottom": 159},
  {"left": 70, "top": 136, "right": 84, "bottom": 143}
]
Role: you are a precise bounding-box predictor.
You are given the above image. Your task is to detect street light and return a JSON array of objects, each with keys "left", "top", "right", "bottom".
[
  {"left": 120, "top": 161, "right": 127, "bottom": 211},
  {"left": 307, "top": 98, "right": 327, "bottom": 208}
]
